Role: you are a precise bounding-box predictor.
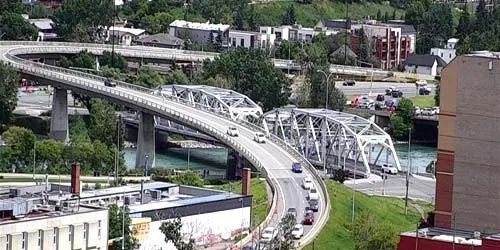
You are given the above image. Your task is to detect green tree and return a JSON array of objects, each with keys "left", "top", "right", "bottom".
[
  {"left": 282, "top": 4, "right": 296, "bottom": 25},
  {"left": 247, "top": 5, "right": 257, "bottom": 31},
  {"left": 100, "top": 51, "right": 128, "bottom": 71},
  {"left": 99, "top": 66, "right": 127, "bottom": 81},
  {"left": 140, "top": 11, "right": 174, "bottom": 34},
  {"left": 165, "top": 70, "right": 190, "bottom": 85},
  {"left": 383, "top": 11, "right": 390, "bottom": 22},
  {"left": 134, "top": 66, "right": 165, "bottom": 88},
  {"left": 276, "top": 40, "right": 301, "bottom": 60},
  {"left": 434, "top": 80, "right": 440, "bottom": 106},
  {"left": 202, "top": 48, "right": 291, "bottom": 111},
  {"left": 0, "top": 2, "right": 23, "bottom": 14},
  {"left": 70, "top": 113, "right": 91, "bottom": 144},
  {"left": 59, "top": 56, "right": 73, "bottom": 68},
  {"left": 36, "top": 139, "right": 65, "bottom": 174},
  {"left": 328, "top": 87, "right": 347, "bottom": 112},
  {"left": 160, "top": 217, "right": 195, "bottom": 250},
  {"left": 396, "top": 98, "right": 414, "bottom": 124},
  {"left": 389, "top": 115, "right": 409, "bottom": 141},
  {"left": 0, "top": 62, "right": 20, "bottom": 125},
  {"left": 405, "top": 2, "right": 425, "bottom": 26},
  {"left": 391, "top": 9, "right": 396, "bottom": 20},
  {"left": 350, "top": 212, "right": 399, "bottom": 250},
  {"left": 475, "top": 0, "right": 490, "bottom": 33},
  {"left": 52, "top": 0, "right": 113, "bottom": 42},
  {"left": 358, "top": 28, "right": 369, "bottom": 62},
  {"left": 376, "top": 9, "right": 382, "bottom": 21},
  {"left": 279, "top": 213, "right": 297, "bottom": 250},
  {"left": 89, "top": 99, "right": 124, "bottom": 150},
  {"left": 456, "top": 4, "right": 472, "bottom": 39},
  {"left": 234, "top": 2, "right": 245, "bottom": 30},
  {"left": 108, "top": 204, "right": 137, "bottom": 250},
  {"left": 169, "top": 171, "right": 204, "bottom": 187},
  {"left": 1, "top": 127, "right": 36, "bottom": 172},
  {"left": 73, "top": 50, "right": 96, "bottom": 70},
  {"left": 0, "top": 12, "right": 39, "bottom": 40},
  {"left": 29, "top": 2, "right": 53, "bottom": 18}
]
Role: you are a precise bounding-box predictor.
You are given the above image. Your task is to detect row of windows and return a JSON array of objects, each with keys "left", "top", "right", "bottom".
[{"left": 4, "top": 221, "right": 101, "bottom": 250}]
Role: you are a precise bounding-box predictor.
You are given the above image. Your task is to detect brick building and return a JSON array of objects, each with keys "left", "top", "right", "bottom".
[{"left": 435, "top": 53, "right": 500, "bottom": 233}]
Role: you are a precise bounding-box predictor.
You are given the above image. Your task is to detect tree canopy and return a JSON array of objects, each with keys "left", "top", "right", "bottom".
[
  {"left": 108, "top": 204, "right": 137, "bottom": 250},
  {"left": 0, "top": 12, "right": 39, "bottom": 41},
  {"left": 160, "top": 217, "right": 195, "bottom": 250},
  {"left": 0, "top": 63, "right": 20, "bottom": 126}
]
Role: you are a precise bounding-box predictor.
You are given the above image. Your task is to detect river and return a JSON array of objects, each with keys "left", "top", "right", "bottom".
[{"left": 123, "top": 143, "right": 437, "bottom": 174}]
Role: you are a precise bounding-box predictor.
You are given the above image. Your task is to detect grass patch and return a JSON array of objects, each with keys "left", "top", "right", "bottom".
[
  {"left": 304, "top": 181, "right": 433, "bottom": 250},
  {"left": 410, "top": 96, "right": 435, "bottom": 108},
  {"left": 209, "top": 178, "right": 270, "bottom": 228},
  {"left": 255, "top": 2, "right": 405, "bottom": 27}
]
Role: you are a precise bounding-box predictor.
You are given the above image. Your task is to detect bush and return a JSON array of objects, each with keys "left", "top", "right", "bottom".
[
  {"left": 331, "top": 169, "right": 349, "bottom": 184},
  {"left": 94, "top": 182, "right": 102, "bottom": 189}
]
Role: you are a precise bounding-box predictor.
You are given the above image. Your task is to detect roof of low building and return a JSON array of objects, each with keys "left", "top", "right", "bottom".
[
  {"left": 29, "top": 18, "right": 54, "bottom": 30},
  {"left": 135, "top": 33, "right": 184, "bottom": 45},
  {"left": 318, "top": 19, "right": 351, "bottom": 30},
  {"left": 170, "top": 20, "right": 230, "bottom": 31},
  {"left": 404, "top": 54, "right": 447, "bottom": 67},
  {"left": 330, "top": 45, "right": 358, "bottom": 58},
  {"left": 109, "top": 26, "right": 146, "bottom": 36}
]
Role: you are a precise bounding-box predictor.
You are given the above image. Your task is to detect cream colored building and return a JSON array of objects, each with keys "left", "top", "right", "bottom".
[{"left": 0, "top": 206, "right": 108, "bottom": 250}]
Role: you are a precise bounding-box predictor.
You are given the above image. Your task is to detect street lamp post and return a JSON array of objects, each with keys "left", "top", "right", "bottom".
[{"left": 316, "top": 69, "right": 335, "bottom": 109}]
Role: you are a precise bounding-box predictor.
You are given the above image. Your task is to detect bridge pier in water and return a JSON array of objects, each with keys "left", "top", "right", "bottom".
[
  {"left": 135, "top": 112, "right": 156, "bottom": 170},
  {"left": 49, "top": 87, "right": 69, "bottom": 141}
]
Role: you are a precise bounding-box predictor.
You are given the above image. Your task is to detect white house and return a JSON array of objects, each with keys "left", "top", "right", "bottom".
[
  {"left": 259, "top": 24, "right": 337, "bottom": 43},
  {"left": 28, "top": 18, "right": 58, "bottom": 41},
  {"left": 228, "top": 30, "right": 276, "bottom": 51},
  {"left": 430, "top": 38, "right": 459, "bottom": 64},
  {"left": 404, "top": 54, "right": 447, "bottom": 76},
  {"left": 108, "top": 26, "right": 146, "bottom": 46}
]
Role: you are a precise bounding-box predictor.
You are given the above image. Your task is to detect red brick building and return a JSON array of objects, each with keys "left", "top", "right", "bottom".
[{"left": 398, "top": 228, "right": 500, "bottom": 250}]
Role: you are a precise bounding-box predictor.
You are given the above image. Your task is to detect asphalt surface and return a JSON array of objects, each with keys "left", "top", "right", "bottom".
[
  {"left": 336, "top": 81, "right": 436, "bottom": 99},
  {"left": 2, "top": 44, "right": 327, "bottom": 247}
]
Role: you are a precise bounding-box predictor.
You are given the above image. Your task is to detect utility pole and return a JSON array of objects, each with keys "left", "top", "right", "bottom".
[
  {"left": 316, "top": 69, "right": 335, "bottom": 110},
  {"left": 115, "top": 115, "right": 121, "bottom": 186},
  {"left": 405, "top": 127, "right": 411, "bottom": 216},
  {"left": 344, "top": 0, "right": 349, "bottom": 65},
  {"left": 111, "top": 2, "right": 116, "bottom": 68}
]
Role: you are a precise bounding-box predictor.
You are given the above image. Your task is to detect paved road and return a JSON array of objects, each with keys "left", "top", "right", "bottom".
[
  {"left": 2, "top": 43, "right": 328, "bottom": 247},
  {"left": 336, "top": 81, "right": 436, "bottom": 99},
  {"left": 344, "top": 173, "right": 436, "bottom": 203}
]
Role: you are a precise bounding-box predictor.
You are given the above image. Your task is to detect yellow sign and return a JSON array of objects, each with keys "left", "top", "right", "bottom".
[{"left": 132, "top": 217, "right": 152, "bottom": 241}]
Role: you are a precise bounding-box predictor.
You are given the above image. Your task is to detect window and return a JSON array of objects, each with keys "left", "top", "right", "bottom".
[
  {"left": 83, "top": 223, "right": 88, "bottom": 239},
  {"left": 240, "top": 38, "right": 244, "bottom": 47},
  {"left": 68, "top": 225, "right": 73, "bottom": 242},
  {"left": 38, "top": 230, "right": 43, "bottom": 248},
  {"left": 5, "top": 235, "right": 10, "bottom": 250},
  {"left": 98, "top": 220, "right": 102, "bottom": 238},
  {"left": 53, "top": 228, "right": 58, "bottom": 245},
  {"left": 21, "top": 233, "right": 26, "bottom": 250}
]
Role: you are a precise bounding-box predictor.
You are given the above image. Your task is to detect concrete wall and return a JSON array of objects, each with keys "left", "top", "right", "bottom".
[{"left": 137, "top": 206, "right": 251, "bottom": 249}]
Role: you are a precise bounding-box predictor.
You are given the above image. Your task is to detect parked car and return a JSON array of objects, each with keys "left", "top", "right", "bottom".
[
  {"left": 303, "top": 210, "right": 315, "bottom": 225},
  {"left": 391, "top": 89, "right": 404, "bottom": 98},
  {"left": 227, "top": 126, "right": 239, "bottom": 137},
  {"left": 292, "top": 162, "right": 303, "bottom": 173},
  {"left": 382, "top": 163, "right": 398, "bottom": 175},
  {"left": 291, "top": 224, "right": 304, "bottom": 239},
  {"left": 434, "top": 107, "right": 440, "bottom": 115},
  {"left": 343, "top": 80, "right": 356, "bottom": 86},
  {"left": 261, "top": 227, "right": 278, "bottom": 242},
  {"left": 414, "top": 107, "right": 422, "bottom": 116},
  {"left": 416, "top": 79, "right": 428, "bottom": 86},
  {"left": 375, "top": 102, "right": 386, "bottom": 110},
  {"left": 385, "top": 87, "right": 395, "bottom": 95},
  {"left": 359, "top": 101, "right": 374, "bottom": 109},
  {"left": 376, "top": 94, "right": 385, "bottom": 102},
  {"left": 308, "top": 199, "right": 319, "bottom": 212},
  {"left": 302, "top": 177, "right": 313, "bottom": 190},
  {"left": 287, "top": 207, "right": 297, "bottom": 218},
  {"left": 308, "top": 188, "right": 319, "bottom": 200},
  {"left": 421, "top": 108, "right": 435, "bottom": 116},
  {"left": 419, "top": 86, "right": 431, "bottom": 95},
  {"left": 254, "top": 132, "right": 266, "bottom": 143},
  {"left": 104, "top": 78, "right": 116, "bottom": 87}
]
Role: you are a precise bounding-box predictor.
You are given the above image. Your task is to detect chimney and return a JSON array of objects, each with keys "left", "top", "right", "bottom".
[
  {"left": 242, "top": 168, "right": 251, "bottom": 195},
  {"left": 71, "top": 163, "right": 81, "bottom": 194}
]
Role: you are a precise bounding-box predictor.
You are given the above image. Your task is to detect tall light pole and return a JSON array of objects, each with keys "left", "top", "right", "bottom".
[
  {"left": 405, "top": 127, "right": 412, "bottom": 216},
  {"left": 316, "top": 69, "right": 335, "bottom": 109}
]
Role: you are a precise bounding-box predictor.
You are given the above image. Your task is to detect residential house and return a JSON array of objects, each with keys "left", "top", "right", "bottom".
[
  {"left": 28, "top": 18, "right": 58, "bottom": 41},
  {"left": 351, "top": 23, "right": 413, "bottom": 69},
  {"left": 229, "top": 30, "right": 264, "bottom": 49},
  {"left": 330, "top": 45, "right": 358, "bottom": 61},
  {"left": 108, "top": 26, "right": 147, "bottom": 46},
  {"left": 169, "top": 20, "right": 230, "bottom": 46},
  {"left": 133, "top": 33, "right": 185, "bottom": 49},
  {"left": 315, "top": 19, "right": 351, "bottom": 31},
  {"left": 259, "top": 24, "right": 337, "bottom": 44},
  {"left": 430, "top": 38, "right": 459, "bottom": 64},
  {"left": 403, "top": 54, "right": 447, "bottom": 76}
]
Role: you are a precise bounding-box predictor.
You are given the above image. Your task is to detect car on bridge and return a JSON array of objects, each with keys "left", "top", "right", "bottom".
[
  {"left": 308, "top": 199, "right": 319, "bottom": 212},
  {"left": 291, "top": 224, "right": 304, "bottom": 239},
  {"left": 104, "top": 78, "right": 116, "bottom": 87},
  {"left": 226, "top": 126, "right": 239, "bottom": 137},
  {"left": 303, "top": 210, "right": 315, "bottom": 225},
  {"left": 302, "top": 177, "right": 313, "bottom": 190},
  {"left": 308, "top": 187, "right": 320, "bottom": 200},
  {"left": 343, "top": 80, "right": 356, "bottom": 86},
  {"left": 391, "top": 89, "right": 404, "bottom": 98},
  {"left": 253, "top": 132, "right": 266, "bottom": 143},
  {"left": 292, "top": 162, "right": 303, "bottom": 173},
  {"left": 287, "top": 207, "right": 297, "bottom": 218},
  {"left": 382, "top": 163, "right": 398, "bottom": 175}
]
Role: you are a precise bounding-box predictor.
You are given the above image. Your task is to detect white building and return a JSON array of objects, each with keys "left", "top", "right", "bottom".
[
  {"left": 28, "top": 18, "right": 58, "bottom": 41},
  {"left": 404, "top": 54, "right": 447, "bottom": 76},
  {"left": 430, "top": 38, "right": 459, "bottom": 64},
  {"left": 228, "top": 30, "right": 275, "bottom": 50},
  {"left": 0, "top": 199, "right": 108, "bottom": 250},
  {"left": 169, "top": 20, "right": 230, "bottom": 45},
  {"left": 259, "top": 24, "right": 337, "bottom": 43},
  {"left": 108, "top": 26, "right": 147, "bottom": 46}
]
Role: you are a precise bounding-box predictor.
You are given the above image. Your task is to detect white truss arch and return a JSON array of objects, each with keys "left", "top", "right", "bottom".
[
  {"left": 261, "top": 108, "right": 401, "bottom": 177},
  {"left": 158, "top": 85, "right": 263, "bottom": 121}
]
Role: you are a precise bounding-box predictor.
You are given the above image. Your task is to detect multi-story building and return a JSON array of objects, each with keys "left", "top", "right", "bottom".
[
  {"left": 228, "top": 30, "right": 270, "bottom": 50},
  {"left": 431, "top": 38, "right": 459, "bottom": 64},
  {"left": 351, "top": 23, "right": 413, "bottom": 69},
  {"left": 169, "top": 20, "right": 230, "bottom": 45},
  {"left": 259, "top": 24, "right": 337, "bottom": 44},
  {"left": 434, "top": 52, "right": 500, "bottom": 233}
]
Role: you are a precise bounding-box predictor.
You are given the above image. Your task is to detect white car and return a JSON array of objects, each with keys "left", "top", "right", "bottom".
[
  {"left": 382, "top": 164, "right": 398, "bottom": 175},
  {"left": 291, "top": 224, "right": 304, "bottom": 239},
  {"left": 308, "top": 187, "right": 320, "bottom": 201},
  {"left": 302, "top": 177, "right": 313, "bottom": 190},
  {"left": 416, "top": 79, "right": 428, "bottom": 85},
  {"left": 226, "top": 126, "right": 239, "bottom": 137},
  {"left": 414, "top": 107, "right": 421, "bottom": 116},
  {"left": 254, "top": 132, "right": 266, "bottom": 143},
  {"left": 421, "top": 108, "right": 435, "bottom": 116},
  {"left": 261, "top": 227, "right": 278, "bottom": 242},
  {"left": 434, "top": 107, "right": 440, "bottom": 115}
]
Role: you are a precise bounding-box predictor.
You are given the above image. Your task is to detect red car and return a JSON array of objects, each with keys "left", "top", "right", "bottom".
[{"left": 303, "top": 210, "right": 314, "bottom": 225}]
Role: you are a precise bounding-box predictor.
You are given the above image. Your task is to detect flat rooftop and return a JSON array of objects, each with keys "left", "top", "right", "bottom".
[{"left": 170, "top": 20, "right": 230, "bottom": 31}]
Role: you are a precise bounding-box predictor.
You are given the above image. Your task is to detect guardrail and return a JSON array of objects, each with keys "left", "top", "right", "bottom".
[{"left": 4, "top": 46, "right": 329, "bottom": 248}]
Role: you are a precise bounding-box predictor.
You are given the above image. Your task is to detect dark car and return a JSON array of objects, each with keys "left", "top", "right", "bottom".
[
  {"left": 376, "top": 94, "right": 385, "bottom": 102},
  {"left": 287, "top": 207, "right": 297, "bottom": 218},
  {"left": 308, "top": 199, "right": 319, "bottom": 212},
  {"left": 292, "top": 162, "right": 303, "bottom": 173},
  {"left": 104, "top": 78, "right": 116, "bottom": 87},
  {"left": 303, "top": 210, "right": 315, "bottom": 225},
  {"left": 419, "top": 87, "right": 431, "bottom": 95},
  {"left": 375, "top": 102, "right": 386, "bottom": 110},
  {"left": 343, "top": 80, "right": 356, "bottom": 86},
  {"left": 391, "top": 89, "right": 403, "bottom": 98}
]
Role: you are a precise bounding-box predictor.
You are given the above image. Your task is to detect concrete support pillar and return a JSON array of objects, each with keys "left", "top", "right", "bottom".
[
  {"left": 135, "top": 112, "right": 156, "bottom": 170},
  {"left": 226, "top": 149, "right": 242, "bottom": 180},
  {"left": 50, "top": 87, "right": 68, "bottom": 141}
]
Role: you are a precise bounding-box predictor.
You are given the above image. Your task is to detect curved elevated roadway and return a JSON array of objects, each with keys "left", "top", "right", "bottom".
[{"left": 0, "top": 42, "right": 330, "bottom": 247}]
